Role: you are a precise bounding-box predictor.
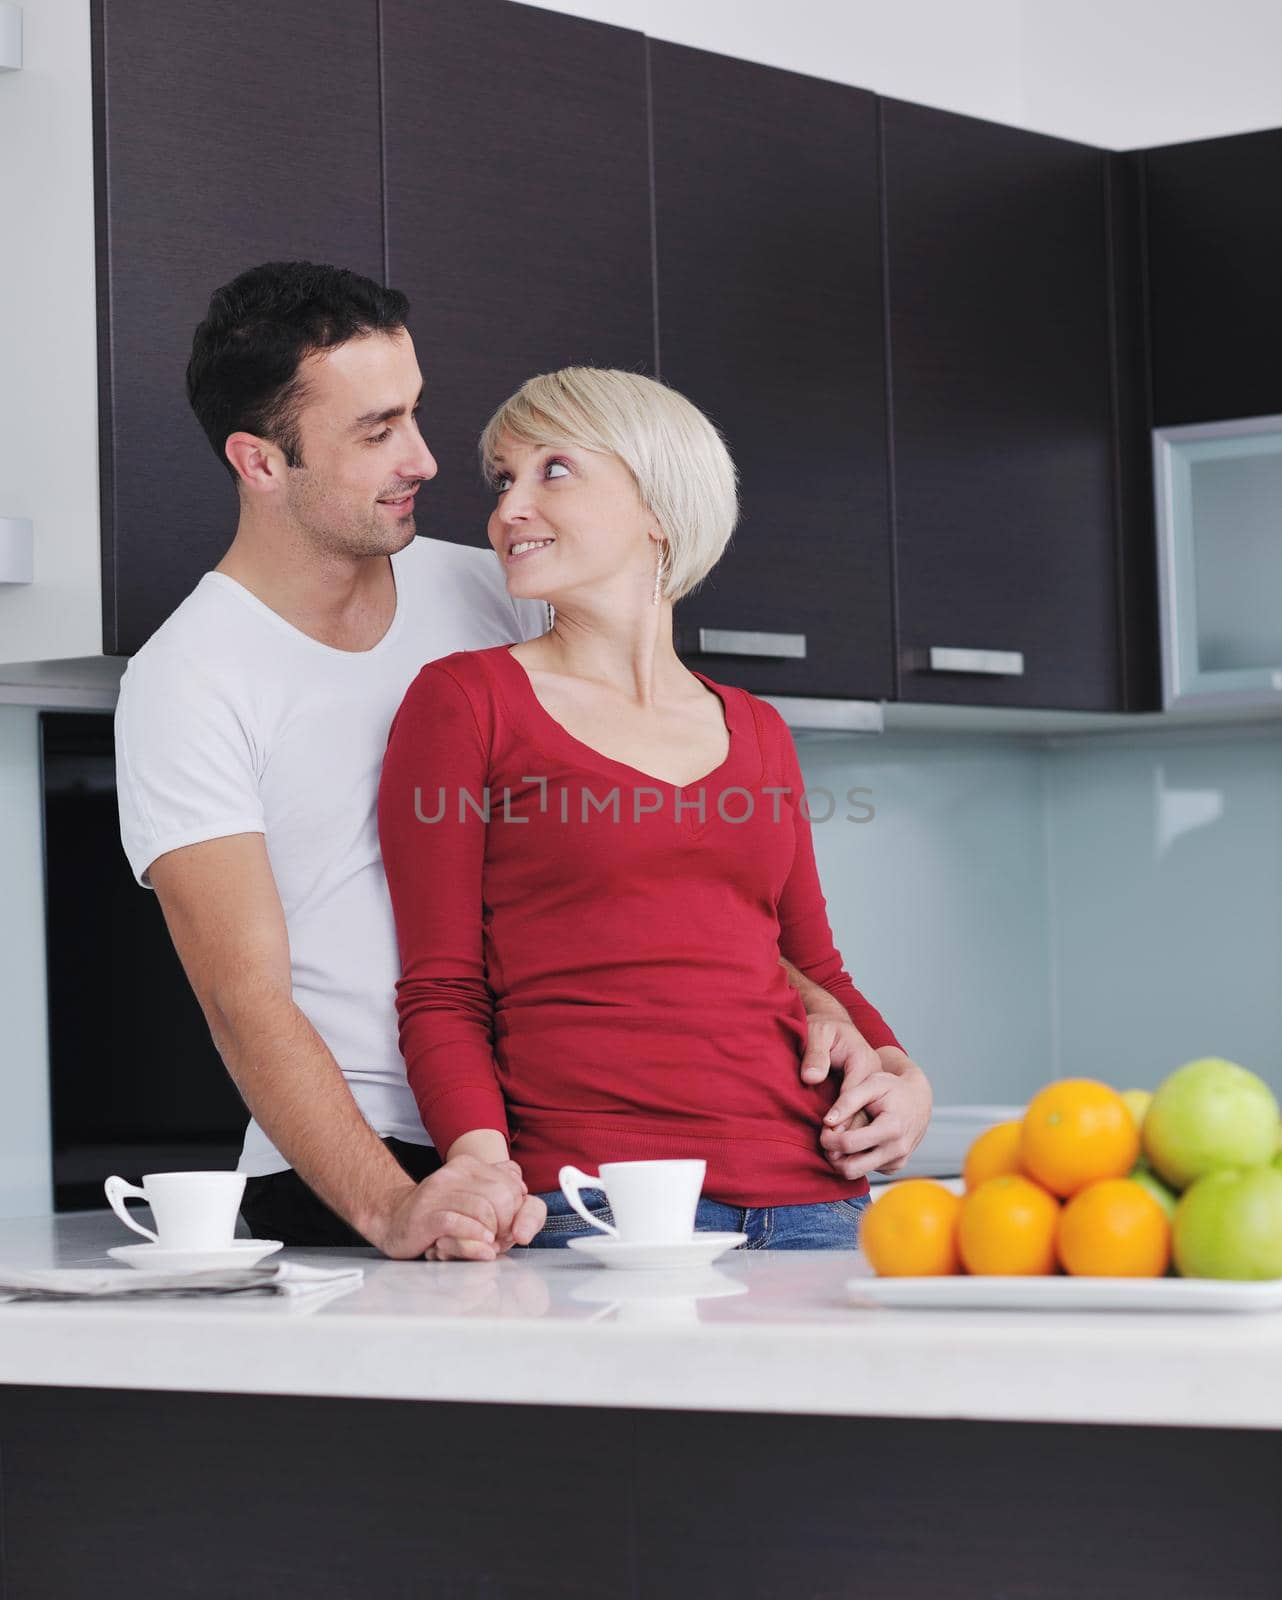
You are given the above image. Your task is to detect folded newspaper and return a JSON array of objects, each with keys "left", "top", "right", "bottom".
[{"left": 0, "top": 1261, "right": 364, "bottom": 1303}]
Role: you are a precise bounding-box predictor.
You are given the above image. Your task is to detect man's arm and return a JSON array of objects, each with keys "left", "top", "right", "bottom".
[
  {"left": 781, "top": 956, "right": 845, "bottom": 1020},
  {"left": 781, "top": 956, "right": 872, "bottom": 1129},
  {"left": 148, "top": 833, "right": 538, "bottom": 1259}
]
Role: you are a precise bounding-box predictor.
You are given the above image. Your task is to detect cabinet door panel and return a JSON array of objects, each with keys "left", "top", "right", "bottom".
[
  {"left": 1108, "top": 152, "right": 1162, "bottom": 714},
  {"left": 650, "top": 43, "right": 893, "bottom": 700},
  {"left": 92, "top": 0, "right": 384, "bottom": 655},
  {"left": 382, "top": 0, "right": 653, "bottom": 552},
  {"left": 1144, "top": 128, "right": 1282, "bottom": 428},
  {"left": 883, "top": 100, "right": 1121, "bottom": 711}
]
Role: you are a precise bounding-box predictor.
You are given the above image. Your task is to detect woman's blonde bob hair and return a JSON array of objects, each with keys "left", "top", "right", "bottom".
[{"left": 478, "top": 367, "right": 739, "bottom": 604}]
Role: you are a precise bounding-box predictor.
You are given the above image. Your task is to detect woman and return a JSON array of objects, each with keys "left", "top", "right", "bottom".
[{"left": 377, "top": 367, "right": 921, "bottom": 1252}]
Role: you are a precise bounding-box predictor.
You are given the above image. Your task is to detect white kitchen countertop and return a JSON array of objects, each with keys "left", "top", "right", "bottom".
[{"left": 0, "top": 1210, "right": 1276, "bottom": 1431}]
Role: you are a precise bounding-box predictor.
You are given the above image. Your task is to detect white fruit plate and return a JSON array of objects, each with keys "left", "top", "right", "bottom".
[{"left": 845, "top": 1271, "right": 1282, "bottom": 1313}]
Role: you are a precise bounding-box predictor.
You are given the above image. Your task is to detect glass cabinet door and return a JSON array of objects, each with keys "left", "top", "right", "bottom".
[{"left": 1154, "top": 414, "right": 1282, "bottom": 709}]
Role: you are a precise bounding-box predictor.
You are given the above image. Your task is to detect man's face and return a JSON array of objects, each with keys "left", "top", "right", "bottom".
[{"left": 281, "top": 328, "right": 438, "bottom": 557}]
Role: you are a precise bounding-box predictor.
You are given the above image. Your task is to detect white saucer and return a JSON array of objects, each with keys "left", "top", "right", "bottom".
[
  {"left": 107, "top": 1239, "right": 284, "bottom": 1272},
  {"left": 565, "top": 1232, "right": 747, "bottom": 1270}
]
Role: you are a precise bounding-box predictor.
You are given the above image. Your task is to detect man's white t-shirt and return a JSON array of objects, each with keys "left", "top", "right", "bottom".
[{"left": 114, "top": 535, "right": 545, "bottom": 1176}]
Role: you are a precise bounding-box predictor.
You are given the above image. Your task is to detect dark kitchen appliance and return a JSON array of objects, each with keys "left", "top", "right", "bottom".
[{"left": 40, "top": 711, "right": 246, "bottom": 1210}]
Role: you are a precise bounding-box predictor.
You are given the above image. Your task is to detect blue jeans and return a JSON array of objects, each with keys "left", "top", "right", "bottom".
[{"left": 525, "top": 1188, "right": 872, "bottom": 1251}]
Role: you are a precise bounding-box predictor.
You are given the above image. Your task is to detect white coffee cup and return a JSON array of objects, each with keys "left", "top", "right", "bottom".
[
  {"left": 558, "top": 1159, "right": 706, "bottom": 1244},
  {"left": 103, "top": 1170, "right": 247, "bottom": 1250}
]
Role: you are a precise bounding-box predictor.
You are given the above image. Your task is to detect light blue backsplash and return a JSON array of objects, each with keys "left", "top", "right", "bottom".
[
  {"left": 1044, "top": 725, "right": 1282, "bottom": 1098},
  {"left": 794, "top": 732, "right": 1054, "bottom": 1106},
  {"left": 794, "top": 721, "right": 1282, "bottom": 1107}
]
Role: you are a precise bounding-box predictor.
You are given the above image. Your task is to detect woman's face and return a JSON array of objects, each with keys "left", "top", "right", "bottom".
[{"left": 486, "top": 434, "right": 657, "bottom": 607}]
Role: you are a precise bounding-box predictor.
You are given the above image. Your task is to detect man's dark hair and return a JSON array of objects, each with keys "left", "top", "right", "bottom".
[{"left": 186, "top": 261, "right": 410, "bottom": 486}]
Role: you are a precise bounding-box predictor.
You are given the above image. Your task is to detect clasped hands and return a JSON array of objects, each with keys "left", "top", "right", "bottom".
[{"left": 374, "top": 1153, "right": 547, "bottom": 1263}]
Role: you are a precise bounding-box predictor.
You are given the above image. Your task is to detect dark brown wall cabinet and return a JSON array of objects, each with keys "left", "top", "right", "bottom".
[
  {"left": 382, "top": 0, "right": 654, "bottom": 549},
  {"left": 881, "top": 99, "right": 1129, "bottom": 712},
  {"left": 92, "top": 0, "right": 385, "bottom": 656},
  {"left": 92, "top": 0, "right": 1173, "bottom": 713},
  {"left": 649, "top": 43, "right": 895, "bottom": 700},
  {"left": 1143, "top": 127, "right": 1282, "bottom": 428}
]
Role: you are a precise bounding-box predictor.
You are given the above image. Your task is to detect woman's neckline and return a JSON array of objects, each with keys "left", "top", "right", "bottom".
[{"left": 495, "top": 643, "right": 739, "bottom": 792}]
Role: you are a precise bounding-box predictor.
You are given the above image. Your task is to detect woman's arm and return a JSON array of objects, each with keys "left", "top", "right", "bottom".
[{"left": 376, "top": 663, "right": 511, "bottom": 1160}]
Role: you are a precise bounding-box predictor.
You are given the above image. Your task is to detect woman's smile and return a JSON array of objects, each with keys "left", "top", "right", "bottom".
[{"left": 507, "top": 536, "right": 556, "bottom": 562}]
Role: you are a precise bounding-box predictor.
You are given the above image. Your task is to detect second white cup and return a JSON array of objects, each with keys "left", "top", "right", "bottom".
[
  {"left": 103, "top": 1170, "right": 247, "bottom": 1251},
  {"left": 558, "top": 1159, "right": 706, "bottom": 1244}
]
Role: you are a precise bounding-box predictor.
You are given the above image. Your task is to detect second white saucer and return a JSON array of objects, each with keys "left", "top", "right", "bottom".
[
  {"left": 566, "top": 1232, "right": 747, "bottom": 1270},
  {"left": 107, "top": 1239, "right": 284, "bottom": 1272}
]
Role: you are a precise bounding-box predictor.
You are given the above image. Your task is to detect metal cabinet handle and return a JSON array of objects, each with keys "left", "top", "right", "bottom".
[
  {"left": 926, "top": 646, "right": 1024, "bottom": 677},
  {"left": 686, "top": 628, "right": 807, "bottom": 660},
  {"left": 763, "top": 696, "right": 884, "bottom": 732}
]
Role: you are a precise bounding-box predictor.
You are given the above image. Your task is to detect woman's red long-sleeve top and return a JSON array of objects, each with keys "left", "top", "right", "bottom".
[{"left": 376, "top": 644, "right": 903, "bottom": 1205}]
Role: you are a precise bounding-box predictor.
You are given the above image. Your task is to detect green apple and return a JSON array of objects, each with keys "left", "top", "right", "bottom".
[
  {"left": 1143, "top": 1058, "right": 1280, "bottom": 1191},
  {"left": 1128, "top": 1164, "right": 1178, "bottom": 1221},
  {"left": 1120, "top": 1088, "right": 1153, "bottom": 1129},
  {"left": 1173, "top": 1166, "right": 1282, "bottom": 1279}
]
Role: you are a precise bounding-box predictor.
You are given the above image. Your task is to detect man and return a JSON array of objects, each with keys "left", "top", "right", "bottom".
[{"left": 114, "top": 260, "right": 929, "bottom": 1260}]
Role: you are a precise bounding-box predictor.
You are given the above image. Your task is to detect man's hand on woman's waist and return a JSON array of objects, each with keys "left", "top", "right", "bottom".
[
  {"left": 816, "top": 1045, "right": 933, "bottom": 1181},
  {"left": 784, "top": 960, "right": 933, "bottom": 1181}
]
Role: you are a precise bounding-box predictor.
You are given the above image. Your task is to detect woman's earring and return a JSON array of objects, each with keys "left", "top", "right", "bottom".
[{"left": 652, "top": 543, "right": 666, "bottom": 607}]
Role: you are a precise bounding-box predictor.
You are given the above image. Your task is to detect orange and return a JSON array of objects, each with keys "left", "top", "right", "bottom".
[
  {"left": 1019, "top": 1078, "right": 1140, "bottom": 1198},
  {"left": 963, "top": 1120, "right": 1023, "bottom": 1192},
  {"left": 1056, "top": 1178, "right": 1171, "bottom": 1277},
  {"left": 957, "top": 1174, "right": 1060, "bottom": 1275},
  {"left": 860, "top": 1179, "right": 962, "bottom": 1277}
]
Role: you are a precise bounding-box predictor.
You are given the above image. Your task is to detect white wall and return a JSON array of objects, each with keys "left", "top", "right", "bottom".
[
  {"left": 0, "top": 0, "right": 103, "bottom": 667},
  {"left": 0, "top": 0, "right": 101, "bottom": 1217},
  {"left": 1022, "top": 0, "right": 1282, "bottom": 148},
  {"left": 524, "top": 0, "right": 1028, "bottom": 128},
  {"left": 519, "top": 0, "right": 1282, "bottom": 147}
]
